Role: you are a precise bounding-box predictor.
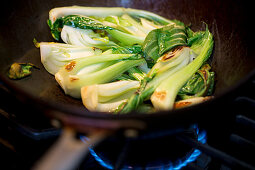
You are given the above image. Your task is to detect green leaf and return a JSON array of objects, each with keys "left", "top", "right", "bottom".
[
  {"left": 171, "top": 19, "right": 185, "bottom": 26},
  {"left": 49, "top": 15, "right": 113, "bottom": 41},
  {"left": 143, "top": 24, "right": 187, "bottom": 63},
  {"left": 111, "top": 45, "right": 143, "bottom": 54},
  {"left": 115, "top": 74, "right": 134, "bottom": 81},
  {"left": 105, "top": 16, "right": 132, "bottom": 27},
  {"left": 8, "top": 63, "right": 39, "bottom": 80},
  {"left": 119, "top": 77, "right": 153, "bottom": 113},
  {"left": 62, "top": 15, "right": 112, "bottom": 30},
  {"left": 137, "top": 104, "right": 156, "bottom": 113},
  {"left": 47, "top": 19, "right": 63, "bottom": 41},
  {"left": 127, "top": 67, "right": 146, "bottom": 81},
  {"left": 158, "top": 25, "right": 187, "bottom": 56},
  {"left": 178, "top": 64, "right": 215, "bottom": 99},
  {"left": 111, "top": 45, "right": 146, "bottom": 81},
  {"left": 186, "top": 27, "right": 205, "bottom": 47},
  {"left": 189, "top": 24, "right": 211, "bottom": 55},
  {"left": 106, "top": 29, "right": 145, "bottom": 45},
  {"left": 143, "top": 29, "right": 160, "bottom": 62}
]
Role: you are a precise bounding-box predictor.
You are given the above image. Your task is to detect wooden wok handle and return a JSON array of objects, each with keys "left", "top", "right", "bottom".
[{"left": 32, "top": 128, "right": 109, "bottom": 170}]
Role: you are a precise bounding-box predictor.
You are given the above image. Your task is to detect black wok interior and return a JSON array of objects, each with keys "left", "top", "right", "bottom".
[{"left": 0, "top": 0, "right": 254, "bottom": 123}]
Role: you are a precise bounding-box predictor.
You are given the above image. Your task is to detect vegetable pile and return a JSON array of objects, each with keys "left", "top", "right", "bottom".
[{"left": 37, "top": 6, "right": 215, "bottom": 113}]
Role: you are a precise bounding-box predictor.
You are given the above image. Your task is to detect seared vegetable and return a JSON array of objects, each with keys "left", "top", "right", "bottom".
[
  {"left": 49, "top": 14, "right": 153, "bottom": 46},
  {"left": 38, "top": 42, "right": 102, "bottom": 75},
  {"left": 36, "top": 6, "right": 215, "bottom": 113},
  {"left": 118, "top": 24, "right": 190, "bottom": 113},
  {"left": 119, "top": 24, "right": 214, "bottom": 113},
  {"left": 8, "top": 63, "right": 39, "bottom": 79},
  {"left": 55, "top": 53, "right": 146, "bottom": 98},
  {"left": 120, "top": 46, "right": 191, "bottom": 113},
  {"left": 47, "top": 6, "right": 176, "bottom": 47},
  {"left": 151, "top": 25, "right": 214, "bottom": 110},
  {"left": 174, "top": 96, "right": 213, "bottom": 109},
  {"left": 81, "top": 80, "right": 140, "bottom": 112}
]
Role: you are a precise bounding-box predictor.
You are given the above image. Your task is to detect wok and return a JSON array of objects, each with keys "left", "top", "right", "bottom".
[{"left": 0, "top": 0, "right": 254, "bottom": 169}]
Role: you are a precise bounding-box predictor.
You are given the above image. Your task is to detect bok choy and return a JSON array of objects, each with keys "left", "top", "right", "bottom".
[
  {"left": 55, "top": 53, "right": 145, "bottom": 98},
  {"left": 81, "top": 80, "right": 140, "bottom": 112},
  {"left": 38, "top": 42, "right": 102, "bottom": 75},
  {"left": 120, "top": 46, "right": 191, "bottom": 113},
  {"left": 151, "top": 26, "right": 213, "bottom": 110},
  {"left": 47, "top": 7, "right": 172, "bottom": 46},
  {"left": 36, "top": 6, "right": 215, "bottom": 114}
]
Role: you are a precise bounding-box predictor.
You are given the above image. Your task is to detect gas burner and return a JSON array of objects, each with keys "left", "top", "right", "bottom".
[{"left": 80, "top": 125, "right": 207, "bottom": 170}]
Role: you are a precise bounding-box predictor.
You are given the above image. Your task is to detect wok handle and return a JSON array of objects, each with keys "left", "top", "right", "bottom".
[{"left": 32, "top": 128, "right": 109, "bottom": 170}]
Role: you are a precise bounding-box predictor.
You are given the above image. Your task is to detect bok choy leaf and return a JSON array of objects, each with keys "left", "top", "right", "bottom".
[
  {"left": 8, "top": 63, "right": 39, "bottom": 80},
  {"left": 178, "top": 64, "right": 215, "bottom": 99},
  {"left": 61, "top": 25, "right": 117, "bottom": 50},
  {"left": 48, "top": 15, "right": 112, "bottom": 41},
  {"left": 143, "top": 24, "right": 187, "bottom": 63}
]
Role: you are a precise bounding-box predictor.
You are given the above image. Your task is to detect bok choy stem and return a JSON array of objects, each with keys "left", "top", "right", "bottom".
[{"left": 151, "top": 26, "right": 214, "bottom": 110}]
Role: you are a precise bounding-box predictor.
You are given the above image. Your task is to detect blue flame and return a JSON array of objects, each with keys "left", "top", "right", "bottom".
[
  {"left": 80, "top": 136, "right": 114, "bottom": 169},
  {"left": 80, "top": 125, "right": 207, "bottom": 170}
]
